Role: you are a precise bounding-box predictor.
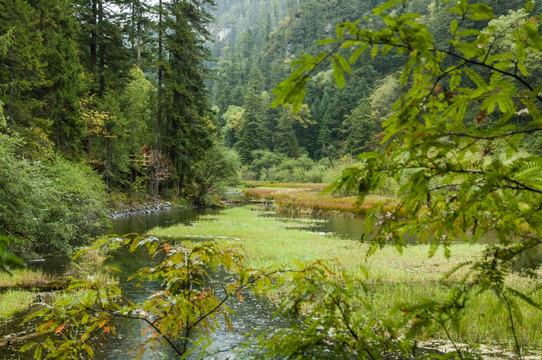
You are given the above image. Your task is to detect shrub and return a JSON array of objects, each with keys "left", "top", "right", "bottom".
[{"left": 0, "top": 134, "right": 109, "bottom": 256}]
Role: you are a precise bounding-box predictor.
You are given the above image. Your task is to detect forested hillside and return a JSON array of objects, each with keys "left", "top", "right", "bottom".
[
  {"left": 0, "top": 0, "right": 236, "bottom": 257},
  {"left": 209, "top": 0, "right": 542, "bottom": 180}
]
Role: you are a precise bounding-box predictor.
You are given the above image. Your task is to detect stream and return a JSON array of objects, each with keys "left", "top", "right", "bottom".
[
  {"left": 0, "top": 208, "right": 291, "bottom": 360},
  {"left": 95, "top": 208, "right": 291, "bottom": 360},
  {"left": 1, "top": 207, "right": 542, "bottom": 359}
]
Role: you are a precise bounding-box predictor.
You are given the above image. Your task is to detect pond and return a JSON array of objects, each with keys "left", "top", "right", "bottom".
[
  {"left": 271, "top": 212, "right": 542, "bottom": 270},
  {"left": 96, "top": 208, "right": 291, "bottom": 359}
]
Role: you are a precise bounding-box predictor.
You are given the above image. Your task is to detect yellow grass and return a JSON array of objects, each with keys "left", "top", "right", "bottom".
[
  {"left": 243, "top": 184, "right": 395, "bottom": 215},
  {"left": 244, "top": 181, "right": 328, "bottom": 189}
]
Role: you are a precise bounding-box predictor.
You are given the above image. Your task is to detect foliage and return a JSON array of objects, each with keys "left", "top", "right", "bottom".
[
  {"left": 147, "top": 149, "right": 174, "bottom": 196},
  {"left": 0, "top": 134, "right": 108, "bottom": 255},
  {"left": 1, "top": 0, "right": 222, "bottom": 206},
  {"left": 271, "top": 0, "right": 542, "bottom": 357},
  {"left": 22, "top": 237, "right": 298, "bottom": 359},
  {"left": 259, "top": 262, "right": 418, "bottom": 359},
  {"left": 159, "top": 0, "right": 217, "bottom": 196},
  {"left": 185, "top": 143, "right": 240, "bottom": 206}
]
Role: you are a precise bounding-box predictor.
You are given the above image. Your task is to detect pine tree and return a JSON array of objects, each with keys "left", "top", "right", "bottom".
[
  {"left": 161, "top": 0, "right": 216, "bottom": 195},
  {"left": 236, "top": 67, "right": 267, "bottom": 163},
  {"left": 274, "top": 106, "right": 300, "bottom": 158},
  {"left": 0, "top": 0, "right": 46, "bottom": 129},
  {"left": 39, "top": 0, "right": 87, "bottom": 155}
]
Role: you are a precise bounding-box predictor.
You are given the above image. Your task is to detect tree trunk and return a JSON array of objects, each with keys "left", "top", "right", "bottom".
[
  {"left": 98, "top": 0, "right": 105, "bottom": 95},
  {"left": 90, "top": 0, "right": 97, "bottom": 75},
  {"left": 136, "top": 4, "right": 142, "bottom": 67},
  {"left": 157, "top": 0, "right": 163, "bottom": 151}
]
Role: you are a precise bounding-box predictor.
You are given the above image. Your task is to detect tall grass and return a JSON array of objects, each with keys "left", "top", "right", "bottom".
[
  {"left": 0, "top": 291, "right": 35, "bottom": 320},
  {"left": 0, "top": 270, "right": 53, "bottom": 289},
  {"left": 244, "top": 185, "right": 395, "bottom": 216}
]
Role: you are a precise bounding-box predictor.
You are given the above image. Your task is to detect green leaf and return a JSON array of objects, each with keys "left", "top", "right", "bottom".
[
  {"left": 506, "top": 287, "right": 542, "bottom": 310},
  {"left": 371, "top": 44, "right": 379, "bottom": 57},
  {"left": 372, "top": 0, "right": 403, "bottom": 15},
  {"left": 506, "top": 133, "right": 524, "bottom": 159},
  {"left": 335, "top": 54, "right": 351, "bottom": 74},
  {"left": 464, "top": 67, "right": 487, "bottom": 89},
  {"left": 449, "top": 71, "right": 462, "bottom": 91},
  {"left": 450, "top": 20, "right": 458, "bottom": 36},
  {"left": 349, "top": 43, "right": 368, "bottom": 63},
  {"left": 468, "top": 4, "right": 494, "bottom": 20},
  {"left": 332, "top": 58, "right": 346, "bottom": 89},
  {"left": 317, "top": 38, "right": 336, "bottom": 46}
]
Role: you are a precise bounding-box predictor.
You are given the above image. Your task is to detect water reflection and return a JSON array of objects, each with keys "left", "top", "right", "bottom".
[
  {"left": 270, "top": 212, "right": 542, "bottom": 270},
  {"left": 108, "top": 207, "right": 219, "bottom": 236}
]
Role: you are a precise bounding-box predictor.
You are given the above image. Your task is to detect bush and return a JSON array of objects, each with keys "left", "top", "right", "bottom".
[{"left": 0, "top": 134, "right": 109, "bottom": 256}]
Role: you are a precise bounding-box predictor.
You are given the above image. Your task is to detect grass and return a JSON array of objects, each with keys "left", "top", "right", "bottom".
[
  {"left": 243, "top": 184, "right": 395, "bottom": 216},
  {"left": 149, "top": 206, "right": 542, "bottom": 351},
  {"left": 244, "top": 181, "right": 328, "bottom": 189},
  {"left": 0, "top": 290, "right": 35, "bottom": 320},
  {"left": 0, "top": 269, "right": 53, "bottom": 289}
]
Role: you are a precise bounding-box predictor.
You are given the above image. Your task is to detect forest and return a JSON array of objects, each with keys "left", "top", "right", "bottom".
[
  {"left": 2, "top": 0, "right": 542, "bottom": 358},
  {"left": 2, "top": 0, "right": 541, "bottom": 254}
]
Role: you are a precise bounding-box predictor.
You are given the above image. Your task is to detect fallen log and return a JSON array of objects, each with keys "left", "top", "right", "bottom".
[{"left": 0, "top": 331, "right": 41, "bottom": 348}]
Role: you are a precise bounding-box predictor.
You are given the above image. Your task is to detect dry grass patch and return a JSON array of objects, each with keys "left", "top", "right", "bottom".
[
  {"left": 244, "top": 184, "right": 395, "bottom": 215},
  {"left": 244, "top": 182, "right": 328, "bottom": 189}
]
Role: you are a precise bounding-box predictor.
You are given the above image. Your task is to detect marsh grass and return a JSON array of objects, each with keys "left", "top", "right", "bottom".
[
  {"left": 149, "top": 207, "right": 542, "bottom": 350},
  {"left": 0, "top": 291, "right": 35, "bottom": 320},
  {"left": 243, "top": 184, "right": 395, "bottom": 215},
  {"left": 244, "top": 182, "right": 328, "bottom": 189},
  {"left": 0, "top": 270, "right": 53, "bottom": 289}
]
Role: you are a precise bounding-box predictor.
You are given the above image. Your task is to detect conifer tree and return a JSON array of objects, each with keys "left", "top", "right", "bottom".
[
  {"left": 161, "top": 0, "right": 216, "bottom": 195},
  {"left": 236, "top": 67, "right": 267, "bottom": 163}
]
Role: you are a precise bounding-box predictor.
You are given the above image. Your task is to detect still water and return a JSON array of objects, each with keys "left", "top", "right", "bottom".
[{"left": 0, "top": 208, "right": 290, "bottom": 359}]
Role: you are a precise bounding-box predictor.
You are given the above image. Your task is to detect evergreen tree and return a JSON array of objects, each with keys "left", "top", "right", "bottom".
[
  {"left": 274, "top": 106, "right": 300, "bottom": 157},
  {"left": 161, "top": 0, "right": 216, "bottom": 195},
  {"left": 236, "top": 67, "right": 267, "bottom": 163},
  {"left": 75, "top": 0, "right": 131, "bottom": 95},
  {"left": 0, "top": 0, "right": 46, "bottom": 129},
  {"left": 39, "top": 0, "right": 87, "bottom": 156},
  {"left": 341, "top": 98, "right": 378, "bottom": 156}
]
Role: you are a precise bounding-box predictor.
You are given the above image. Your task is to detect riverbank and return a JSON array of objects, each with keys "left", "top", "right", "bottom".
[
  {"left": 243, "top": 182, "right": 395, "bottom": 216},
  {"left": 108, "top": 200, "right": 181, "bottom": 219},
  {"left": 149, "top": 206, "right": 542, "bottom": 355}
]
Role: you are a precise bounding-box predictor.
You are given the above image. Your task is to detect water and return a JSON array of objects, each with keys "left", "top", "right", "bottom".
[
  {"left": 0, "top": 207, "right": 289, "bottom": 359},
  {"left": 270, "top": 212, "right": 542, "bottom": 270},
  {"left": 95, "top": 208, "right": 290, "bottom": 359},
  {"left": 2, "top": 207, "right": 542, "bottom": 359}
]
